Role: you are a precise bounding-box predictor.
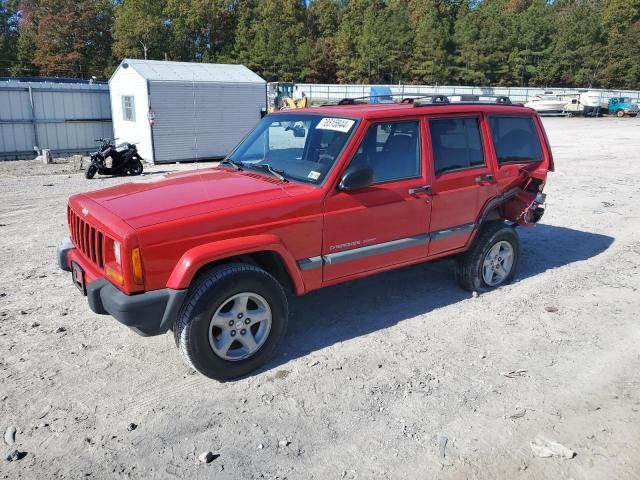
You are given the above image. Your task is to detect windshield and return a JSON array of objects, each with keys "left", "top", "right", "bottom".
[{"left": 226, "top": 114, "right": 358, "bottom": 185}]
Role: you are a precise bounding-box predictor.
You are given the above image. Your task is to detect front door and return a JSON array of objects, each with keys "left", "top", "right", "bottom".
[
  {"left": 426, "top": 114, "right": 497, "bottom": 255},
  {"left": 322, "top": 118, "right": 432, "bottom": 282}
]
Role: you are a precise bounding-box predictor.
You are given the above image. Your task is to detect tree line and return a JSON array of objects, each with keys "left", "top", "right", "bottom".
[{"left": 1, "top": 0, "right": 639, "bottom": 90}]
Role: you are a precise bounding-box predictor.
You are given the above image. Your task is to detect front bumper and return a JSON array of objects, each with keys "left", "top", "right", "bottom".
[{"left": 57, "top": 238, "right": 187, "bottom": 337}]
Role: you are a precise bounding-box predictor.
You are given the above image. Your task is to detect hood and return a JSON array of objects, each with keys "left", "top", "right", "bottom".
[{"left": 83, "top": 167, "right": 311, "bottom": 228}]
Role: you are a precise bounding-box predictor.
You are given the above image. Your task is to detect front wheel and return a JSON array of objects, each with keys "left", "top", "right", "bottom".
[
  {"left": 616, "top": 109, "right": 625, "bottom": 118},
  {"left": 173, "top": 263, "right": 288, "bottom": 381},
  {"left": 455, "top": 222, "right": 520, "bottom": 292},
  {"left": 85, "top": 163, "right": 98, "bottom": 179}
]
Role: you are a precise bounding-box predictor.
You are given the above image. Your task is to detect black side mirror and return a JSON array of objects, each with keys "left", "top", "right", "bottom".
[
  {"left": 339, "top": 165, "right": 374, "bottom": 191},
  {"left": 293, "top": 127, "right": 305, "bottom": 138}
]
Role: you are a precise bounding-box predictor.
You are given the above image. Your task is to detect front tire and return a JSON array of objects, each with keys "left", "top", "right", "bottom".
[
  {"left": 174, "top": 263, "right": 288, "bottom": 381},
  {"left": 85, "top": 163, "right": 98, "bottom": 179},
  {"left": 455, "top": 222, "right": 520, "bottom": 292},
  {"left": 616, "top": 109, "right": 625, "bottom": 118}
]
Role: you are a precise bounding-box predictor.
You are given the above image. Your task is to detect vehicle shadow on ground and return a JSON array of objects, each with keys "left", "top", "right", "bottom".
[{"left": 260, "top": 224, "right": 614, "bottom": 374}]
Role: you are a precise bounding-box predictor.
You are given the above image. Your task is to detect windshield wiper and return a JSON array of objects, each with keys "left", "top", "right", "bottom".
[
  {"left": 220, "top": 158, "right": 244, "bottom": 170},
  {"left": 249, "top": 163, "right": 289, "bottom": 182}
]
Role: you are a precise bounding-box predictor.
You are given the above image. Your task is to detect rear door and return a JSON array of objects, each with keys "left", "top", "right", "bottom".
[
  {"left": 322, "top": 117, "right": 432, "bottom": 282},
  {"left": 427, "top": 113, "right": 497, "bottom": 255}
]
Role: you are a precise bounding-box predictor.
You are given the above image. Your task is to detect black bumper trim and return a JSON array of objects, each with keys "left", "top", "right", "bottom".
[
  {"left": 87, "top": 279, "right": 188, "bottom": 337},
  {"left": 57, "top": 237, "right": 74, "bottom": 272}
]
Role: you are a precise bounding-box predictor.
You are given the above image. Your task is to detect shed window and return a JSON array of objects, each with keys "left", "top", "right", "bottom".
[{"left": 122, "top": 96, "right": 136, "bottom": 122}]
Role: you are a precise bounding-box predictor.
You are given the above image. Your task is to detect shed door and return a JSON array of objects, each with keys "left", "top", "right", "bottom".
[{"left": 149, "top": 81, "right": 265, "bottom": 163}]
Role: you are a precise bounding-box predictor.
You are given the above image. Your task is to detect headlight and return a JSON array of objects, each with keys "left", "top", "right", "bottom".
[{"left": 113, "top": 240, "right": 121, "bottom": 265}]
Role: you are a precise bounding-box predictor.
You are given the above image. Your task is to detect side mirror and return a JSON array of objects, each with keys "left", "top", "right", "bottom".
[
  {"left": 292, "top": 127, "right": 305, "bottom": 138},
  {"left": 339, "top": 165, "right": 374, "bottom": 191}
]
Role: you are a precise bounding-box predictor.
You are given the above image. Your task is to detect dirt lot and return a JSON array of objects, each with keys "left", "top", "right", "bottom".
[{"left": 1, "top": 117, "right": 639, "bottom": 479}]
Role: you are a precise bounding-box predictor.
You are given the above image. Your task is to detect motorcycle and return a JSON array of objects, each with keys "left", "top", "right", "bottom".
[{"left": 85, "top": 138, "right": 144, "bottom": 179}]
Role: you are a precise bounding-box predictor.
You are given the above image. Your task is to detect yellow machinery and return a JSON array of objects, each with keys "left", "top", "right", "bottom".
[{"left": 267, "top": 82, "right": 309, "bottom": 112}]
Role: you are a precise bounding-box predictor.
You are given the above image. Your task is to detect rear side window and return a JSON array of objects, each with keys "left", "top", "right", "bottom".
[
  {"left": 429, "top": 118, "right": 484, "bottom": 175},
  {"left": 488, "top": 116, "right": 543, "bottom": 165}
]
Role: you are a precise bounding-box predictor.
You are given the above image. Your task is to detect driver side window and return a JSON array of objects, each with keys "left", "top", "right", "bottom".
[{"left": 350, "top": 120, "right": 421, "bottom": 184}]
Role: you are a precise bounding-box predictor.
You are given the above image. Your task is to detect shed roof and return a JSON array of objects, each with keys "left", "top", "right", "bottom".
[{"left": 113, "top": 59, "right": 265, "bottom": 84}]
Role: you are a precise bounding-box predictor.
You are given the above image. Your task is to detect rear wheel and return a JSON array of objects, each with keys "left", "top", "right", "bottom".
[
  {"left": 616, "top": 109, "right": 625, "bottom": 118},
  {"left": 174, "top": 263, "right": 288, "bottom": 381},
  {"left": 127, "top": 159, "right": 143, "bottom": 175},
  {"left": 85, "top": 163, "right": 97, "bottom": 179},
  {"left": 455, "top": 222, "right": 520, "bottom": 292}
]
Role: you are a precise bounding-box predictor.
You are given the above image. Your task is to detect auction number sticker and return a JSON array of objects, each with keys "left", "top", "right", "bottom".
[{"left": 316, "top": 117, "right": 355, "bottom": 133}]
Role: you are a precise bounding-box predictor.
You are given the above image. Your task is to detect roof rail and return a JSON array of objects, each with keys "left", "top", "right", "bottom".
[
  {"left": 321, "top": 93, "right": 521, "bottom": 107},
  {"left": 411, "top": 95, "right": 451, "bottom": 106},
  {"left": 322, "top": 92, "right": 433, "bottom": 106}
]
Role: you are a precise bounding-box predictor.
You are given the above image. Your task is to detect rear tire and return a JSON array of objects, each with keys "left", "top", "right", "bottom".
[
  {"left": 128, "top": 159, "right": 143, "bottom": 176},
  {"left": 85, "top": 163, "right": 97, "bottom": 179},
  {"left": 173, "top": 263, "right": 288, "bottom": 381},
  {"left": 455, "top": 222, "right": 520, "bottom": 292},
  {"left": 616, "top": 109, "right": 625, "bottom": 118}
]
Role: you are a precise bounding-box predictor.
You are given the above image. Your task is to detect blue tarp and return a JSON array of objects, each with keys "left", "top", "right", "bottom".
[{"left": 369, "top": 86, "right": 394, "bottom": 103}]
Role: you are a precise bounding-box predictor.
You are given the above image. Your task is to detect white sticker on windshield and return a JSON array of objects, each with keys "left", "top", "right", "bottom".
[
  {"left": 316, "top": 117, "right": 355, "bottom": 133},
  {"left": 308, "top": 170, "right": 321, "bottom": 180}
]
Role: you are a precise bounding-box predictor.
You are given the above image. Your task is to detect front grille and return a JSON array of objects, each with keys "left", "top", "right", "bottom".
[{"left": 67, "top": 207, "right": 106, "bottom": 269}]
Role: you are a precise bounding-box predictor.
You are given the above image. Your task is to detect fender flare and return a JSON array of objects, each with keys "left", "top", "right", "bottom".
[
  {"left": 166, "top": 234, "right": 306, "bottom": 294},
  {"left": 466, "top": 187, "right": 520, "bottom": 247}
]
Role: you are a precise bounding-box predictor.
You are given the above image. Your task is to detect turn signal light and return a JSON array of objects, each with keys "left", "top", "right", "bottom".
[
  {"left": 105, "top": 264, "right": 123, "bottom": 285},
  {"left": 131, "top": 248, "right": 144, "bottom": 285}
]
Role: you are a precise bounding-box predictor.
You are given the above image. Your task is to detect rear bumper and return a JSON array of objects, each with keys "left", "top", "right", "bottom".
[{"left": 57, "top": 238, "right": 187, "bottom": 337}]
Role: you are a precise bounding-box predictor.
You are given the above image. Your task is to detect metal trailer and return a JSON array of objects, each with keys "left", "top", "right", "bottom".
[
  {"left": 0, "top": 79, "right": 112, "bottom": 161},
  {"left": 109, "top": 59, "right": 266, "bottom": 164}
]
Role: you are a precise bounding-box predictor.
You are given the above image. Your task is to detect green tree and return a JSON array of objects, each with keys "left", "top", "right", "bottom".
[
  {"left": 511, "top": 0, "right": 556, "bottom": 86},
  {"left": 336, "top": 0, "right": 412, "bottom": 83},
  {"left": 600, "top": 0, "right": 640, "bottom": 88},
  {"left": 164, "top": 0, "right": 237, "bottom": 62},
  {"left": 113, "top": 0, "right": 169, "bottom": 61},
  {"left": 0, "top": 0, "right": 19, "bottom": 76},
  {"left": 234, "top": 0, "right": 308, "bottom": 81},
  {"left": 540, "top": 0, "right": 605, "bottom": 87},
  {"left": 407, "top": 0, "right": 457, "bottom": 85},
  {"left": 9, "top": 0, "right": 38, "bottom": 76},
  {"left": 306, "top": 0, "right": 341, "bottom": 82},
  {"left": 453, "top": 0, "right": 518, "bottom": 86}
]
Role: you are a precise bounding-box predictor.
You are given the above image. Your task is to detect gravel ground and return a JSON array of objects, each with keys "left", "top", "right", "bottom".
[{"left": 1, "top": 117, "right": 639, "bottom": 479}]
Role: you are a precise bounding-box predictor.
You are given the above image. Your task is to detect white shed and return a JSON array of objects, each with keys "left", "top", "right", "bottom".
[{"left": 108, "top": 59, "right": 266, "bottom": 164}]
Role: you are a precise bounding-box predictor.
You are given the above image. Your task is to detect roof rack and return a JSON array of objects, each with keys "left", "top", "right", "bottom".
[
  {"left": 413, "top": 94, "right": 513, "bottom": 107},
  {"left": 321, "top": 93, "right": 521, "bottom": 107}
]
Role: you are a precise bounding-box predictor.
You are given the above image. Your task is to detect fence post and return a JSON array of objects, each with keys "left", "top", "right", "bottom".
[{"left": 28, "top": 85, "right": 40, "bottom": 152}]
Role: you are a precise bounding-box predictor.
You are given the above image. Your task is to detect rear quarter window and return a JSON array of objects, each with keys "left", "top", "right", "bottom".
[{"left": 488, "top": 116, "right": 543, "bottom": 165}]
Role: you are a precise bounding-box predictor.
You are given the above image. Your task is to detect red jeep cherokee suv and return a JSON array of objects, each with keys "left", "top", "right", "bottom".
[{"left": 58, "top": 97, "right": 553, "bottom": 380}]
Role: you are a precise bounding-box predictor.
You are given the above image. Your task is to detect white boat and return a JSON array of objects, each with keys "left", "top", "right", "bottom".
[{"left": 524, "top": 93, "right": 567, "bottom": 115}]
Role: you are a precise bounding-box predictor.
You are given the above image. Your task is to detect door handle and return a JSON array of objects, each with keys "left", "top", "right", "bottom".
[
  {"left": 408, "top": 185, "right": 432, "bottom": 195},
  {"left": 475, "top": 174, "right": 494, "bottom": 183}
]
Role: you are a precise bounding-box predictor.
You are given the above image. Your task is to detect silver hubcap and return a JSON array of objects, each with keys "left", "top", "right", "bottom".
[
  {"left": 482, "top": 241, "right": 514, "bottom": 286},
  {"left": 208, "top": 292, "right": 272, "bottom": 361}
]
